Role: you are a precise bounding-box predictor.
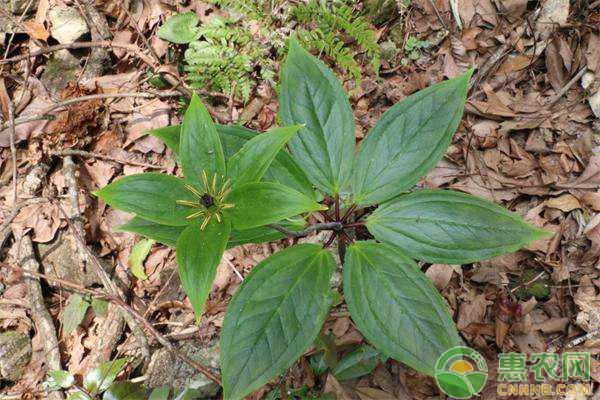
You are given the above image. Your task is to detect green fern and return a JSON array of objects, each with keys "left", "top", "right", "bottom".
[
  {"left": 183, "top": 16, "right": 275, "bottom": 102},
  {"left": 292, "top": 0, "right": 380, "bottom": 83}
]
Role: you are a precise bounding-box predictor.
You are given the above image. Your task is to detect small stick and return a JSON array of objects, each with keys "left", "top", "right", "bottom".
[
  {"left": 267, "top": 222, "right": 343, "bottom": 238},
  {"left": 0, "top": 91, "right": 180, "bottom": 131},
  {"left": 544, "top": 65, "right": 588, "bottom": 109},
  {"left": 7, "top": 99, "right": 17, "bottom": 205},
  {"left": 0, "top": 40, "right": 155, "bottom": 65},
  {"left": 50, "top": 149, "right": 166, "bottom": 170}
]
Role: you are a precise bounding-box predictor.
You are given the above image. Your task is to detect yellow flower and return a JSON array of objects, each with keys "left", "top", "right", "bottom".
[{"left": 176, "top": 170, "right": 234, "bottom": 230}]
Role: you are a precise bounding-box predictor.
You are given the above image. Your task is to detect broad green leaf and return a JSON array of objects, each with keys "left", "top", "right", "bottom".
[
  {"left": 262, "top": 149, "right": 318, "bottom": 200},
  {"left": 351, "top": 70, "right": 472, "bottom": 206},
  {"left": 62, "top": 294, "right": 89, "bottom": 333},
  {"left": 120, "top": 216, "right": 306, "bottom": 248},
  {"left": 148, "top": 125, "right": 180, "bottom": 155},
  {"left": 67, "top": 391, "right": 91, "bottom": 400},
  {"left": 225, "top": 182, "right": 326, "bottom": 230},
  {"left": 279, "top": 39, "right": 355, "bottom": 195},
  {"left": 119, "top": 217, "right": 183, "bottom": 247},
  {"left": 332, "top": 345, "right": 381, "bottom": 381},
  {"left": 221, "top": 244, "right": 335, "bottom": 400},
  {"left": 344, "top": 241, "right": 460, "bottom": 376},
  {"left": 128, "top": 239, "right": 154, "bottom": 280},
  {"left": 47, "top": 370, "right": 75, "bottom": 389},
  {"left": 180, "top": 93, "right": 226, "bottom": 185},
  {"left": 228, "top": 218, "right": 307, "bottom": 247},
  {"left": 95, "top": 173, "right": 195, "bottom": 226},
  {"left": 366, "top": 189, "right": 552, "bottom": 264},
  {"left": 103, "top": 381, "right": 146, "bottom": 400},
  {"left": 91, "top": 298, "right": 108, "bottom": 316},
  {"left": 84, "top": 358, "right": 128, "bottom": 393},
  {"left": 149, "top": 386, "right": 170, "bottom": 400},
  {"left": 218, "top": 125, "right": 316, "bottom": 199},
  {"left": 157, "top": 12, "right": 199, "bottom": 44},
  {"left": 176, "top": 220, "right": 230, "bottom": 322},
  {"left": 227, "top": 125, "right": 302, "bottom": 186}
]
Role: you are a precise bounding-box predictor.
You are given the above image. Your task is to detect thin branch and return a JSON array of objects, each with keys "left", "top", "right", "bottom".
[
  {"left": 0, "top": 91, "right": 180, "bottom": 131},
  {"left": 7, "top": 99, "right": 17, "bottom": 205},
  {"left": 544, "top": 65, "right": 588, "bottom": 109},
  {"left": 50, "top": 149, "right": 166, "bottom": 170},
  {"left": 0, "top": 40, "right": 155, "bottom": 65},
  {"left": 267, "top": 222, "right": 343, "bottom": 238},
  {"left": 17, "top": 236, "right": 64, "bottom": 400}
]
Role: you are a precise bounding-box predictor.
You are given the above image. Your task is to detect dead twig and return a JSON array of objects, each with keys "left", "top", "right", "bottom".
[
  {"left": 7, "top": 99, "right": 17, "bottom": 205},
  {"left": 16, "top": 236, "right": 64, "bottom": 400},
  {"left": 51, "top": 149, "right": 166, "bottom": 170},
  {"left": 0, "top": 91, "right": 180, "bottom": 131},
  {"left": 544, "top": 65, "right": 588, "bottom": 109},
  {"left": 9, "top": 164, "right": 63, "bottom": 400},
  {"left": 0, "top": 41, "right": 155, "bottom": 66}
]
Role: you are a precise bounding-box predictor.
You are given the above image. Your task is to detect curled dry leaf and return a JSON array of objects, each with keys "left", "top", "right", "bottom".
[
  {"left": 574, "top": 275, "right": 600, "bottom": 337},
  {"left": 457, "top": 293, "right": 492, "bottom": 331},
  {"left": 544, "top": 193, "right": 581, "bottom": 212}
]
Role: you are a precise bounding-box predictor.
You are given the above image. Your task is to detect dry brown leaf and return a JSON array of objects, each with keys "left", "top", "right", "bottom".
[
  {"left": 84, "top": 160, "right": 116, "bottom": 189},
  {"left": 495, "top": 0, "right": 527, "bottom": 21},
  {"left": 355, "top": 387, "right": 398, "bottom": 400},
  {"left": 323, "top": 374, "right": 353, "bottom": 400},
  {"left": 11, "top": 203, "right": 61, "bottom": 243},
  {"left": 546, "top": 39, "right": 567, "bottom": 91},
  {"left": 574, "top": 275, "right": 600, "bottom": 335},
  {"left": 536, "top": 0, "right": 570, "bottom": 39},
  {"left": 425, "top": 264, "right": 459, "bottom": 290},
  {"left": 457, "top": 294, "right": 492, "bottom": 330},
  {"left": 0, "top": 97, "right": 53, "bottom": 147},
  {"left": 496, "top": 55, "right": 533, "bottom": 75},
  {"left": 544, "top": 193, "right": 581, "bottom": 212},
  {"left": 22, "top": 20, "right": 50, "bottom": 40},
  {"left": 559, "top": 154, "right": 600, "bottom": 189},
  {"left": 584, "top": 214, "right": 600, "bottom": 259}
]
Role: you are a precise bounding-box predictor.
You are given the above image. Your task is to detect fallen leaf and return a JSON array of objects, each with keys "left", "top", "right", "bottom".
[
  {"left": 356, "top": 387, "right": 398, "bottom": 400},
  {"left": 425, "top": 264, "right": 459, "bottom": 290},
  {"left": 322, "top": 374, "right": 353, "bottom": 400},
  {"left": 536, "top": 0, "right": 570, "bottom": 39},
  {"left": 23, "top": 20, "right": 49, "bottom": 40},
  {"left": 559, "top": 154, "right": 600, "bottom": 189},
  {"left": 11, "top": 203, "right": 61, "bottom": 243},
  {"left": 457, "top": 294, "right": 492, "bottom": 330},
  {"left": 544, "top": 194, "right": 581, "bottom": 212}
]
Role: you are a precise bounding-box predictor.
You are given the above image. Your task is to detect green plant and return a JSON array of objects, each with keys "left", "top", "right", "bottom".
[
  {"left": 95, "top": 39, "right": 550, "bottom": 399},
  {"left": 45, "top": 358, "right": 146, "bottom": 399},
  {"left": 46, "top": 359, "right": 197, "bottom": 399},
  {"left": 293, "top": 0, "right": 380, "bottom": 83},
  {"left": 158, "top": 13, "right": 276, "bottom": 101},
  {"left": 403, "top": 35, "right": 430, "bottom": 64}
]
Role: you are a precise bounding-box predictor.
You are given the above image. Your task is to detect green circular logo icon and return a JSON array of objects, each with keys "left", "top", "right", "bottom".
[{"left": 435, "top": 346, "right": 488, "bottom": 399}]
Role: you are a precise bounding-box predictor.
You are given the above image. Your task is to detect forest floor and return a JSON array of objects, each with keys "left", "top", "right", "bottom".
[{"left": 0, "top": 0, "right": 599, "bottom": 399}]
